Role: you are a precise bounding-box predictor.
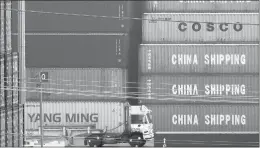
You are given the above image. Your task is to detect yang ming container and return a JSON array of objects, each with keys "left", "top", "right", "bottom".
[
  {"left": 144, "top": 1, "right": 259, "bottom": 13},
  {"left": 12, "top": 1, "right": 132, "bottom": 33},
  {"left": 145, "top": 104, "right": 258, "bottom": 132},
  {"left": 139, "top": 75, "right": 258, "bottom": 103},
  {"left": 25, "top": 101, "right": 126, "bottom": 133},
  {"left": 139, "top": 44, "right": 258, "bottom": 74},
  {"left": 12, "top": 34, "right": 129, "bottom": 68},
  {"left": 142, "top": 13, "right": 259, "bottom": 43},
  {"left": 26, "top": 68, "right": 127, "bottom": 101}
]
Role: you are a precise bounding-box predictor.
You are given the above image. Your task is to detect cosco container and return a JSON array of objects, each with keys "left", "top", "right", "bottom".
[
  {"left": 139, "top": 75, "right": 258, "bottom": 103},
  {"left": 25, "top": 101, "right": 126, "bottom": 133},
  {"left": 26, "top": 68, "right": 127, "bottom": 101},
  {"left": 144, "top": 1, "right": 259, "bottom": 13},
  {"left": 12, "top": 1, "right": 133, "bottom": 33},
  {"left": 142, "top": 13, "right": 258, "bottom": 43},
  {"left": 12, "top": 34, "right": 129, "bottom": 68},
  {"left": 145, "top": 104, "right": 258, "bottom": 132},
  {"left": 139, "top": 44, "right": 258, "bottom": 74}
]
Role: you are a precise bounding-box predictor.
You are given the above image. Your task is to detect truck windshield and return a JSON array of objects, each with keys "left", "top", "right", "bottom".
[{"left": 131, "top": 115, "right": 145, "bottom": 124}]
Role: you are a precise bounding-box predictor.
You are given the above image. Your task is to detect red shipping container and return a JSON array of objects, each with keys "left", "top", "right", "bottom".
[
  {"left": 139, "top": 44, "right": 258, "bottom": 74},
  {"left": 145, "top": 104, "right": 259, "bottom": 133},
  {"left": 139, "top": 75, "right": 258, "bottom": 103}
]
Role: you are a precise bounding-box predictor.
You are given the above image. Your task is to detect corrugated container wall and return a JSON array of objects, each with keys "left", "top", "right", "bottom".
[
  {"left": 145, "top": 104, "right": 259, "bottom": 132},
  {"left": 12, "top": 34, "right": 129, "bottom": 68},
  {"left": 12, "top": 1, "right": 132, "bottom": 33},
  {"left": 139, "top": 44, "right": 258, "bottom": 74},
  {"left": 26, "top": 68, "right": 128, "bottom": 101},
  {"left": 139, "top": 75, "right": 258, "bottom": 103},
  {"left": 25, "top": 101, "right": 126, "bottom": 133},
  {"left": 144, "top": 1, "right": 259, "bottom": 13},
  {"left": 142, "top": 13, "right": 259, "bottom": 43}
]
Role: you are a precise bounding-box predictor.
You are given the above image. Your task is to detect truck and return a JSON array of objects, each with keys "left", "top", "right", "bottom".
[
  {"left": 84, "top": 103, "right": 154, "bottom": 147},
  {"left": 25, "top": 101, "right": 154, "bottom": 147}
]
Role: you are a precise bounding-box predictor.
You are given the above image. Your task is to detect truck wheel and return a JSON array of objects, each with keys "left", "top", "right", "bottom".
[
  {"left": 88, "top": 136, "right": 102, "bottom": 147},
  {"left": 129, "top": 134, "right": 146, "bottom": 147}
]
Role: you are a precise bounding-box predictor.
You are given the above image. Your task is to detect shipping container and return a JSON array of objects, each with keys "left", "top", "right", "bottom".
[
  {"left": 24, "top": 101, "right": 126, "bottom": 134},
  {"left": 142, "top": 13, "right": 259, "bottom": 43},
  {"left": 0, "top": 56, "right": 4, "bottom": 107},
  {"left": 26, "top": 68, "right": 127, "bottom": 101},
  {"left": 144, "top": 1, "right": 259, "bottom": 13},
  {"left": 12, "top": 34, "right": 129, "bottom": 68},
  {"left": 12, "top": 1, "right": 133, "bottom": 33},
  {"left": 139, "top": 44, "right": 258, "bottom": 74},
  {"left": 145, "top": 104, "right": 258, "bottom": 132},
  {"left": 139, "top": 75, "right": 258, "bottom": 103}
]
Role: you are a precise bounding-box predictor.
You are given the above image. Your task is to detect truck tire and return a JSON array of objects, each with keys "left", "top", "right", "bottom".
[
  {"left": 87, "top": 135, "right": 103, "bottom": 147},
  {"left": 129, "top": 134, "right": 146, "bottom": 147}
]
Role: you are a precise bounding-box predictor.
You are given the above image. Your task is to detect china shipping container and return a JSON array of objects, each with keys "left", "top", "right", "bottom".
[
  {"left": 144, "top": 104, "right": 258, "bottom": 132},
  {"left": 12, "top": 34, "right": 129, "bottom": 68},
  {"left": 25, "top": 101, "right": 126, "bottom": 134},
  {"left": 26, "top": 68, "right": 127, "bottom": 101},
  {"left": 139, "top": 44, "right": 258, "bottom": 74},
  {"left": 0, "top": 56, "right": 4, "bottom": 107},
  {"left": 12, "top": 1, "right": 133, "bottom": 33},
  {"left": 142, "top": 13, "right": 259, "bottom": 43},
  {"left": 138, "top": 75, "right": 258, "bottom": 103},
  {"left": 144, "top": 1, "right": 259, "bottom": 13},
  {"left": 12, "top": 53, "right": 18, "bottom": 104}
]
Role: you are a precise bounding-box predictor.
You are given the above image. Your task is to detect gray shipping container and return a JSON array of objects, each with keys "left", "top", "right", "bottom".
[
  {"left": 12, "top": 34, "right": 129, "bottom": 68},
  {"left": 25, "top": 101, "right": 126, "bottom": 134},
  {"left": 12, "top": 1, "right": 133, "bottom": 33},
  {"left": 144, "top": 1, "right": 259, "bottom": 13},
  {"left": 139, "top": 75, "right": 258, "bottom": 103},
  {"left": 142, "top": 13, "right": 259, "bottom": 43},
  {"left": 26, "top": 68, "right": 128, "bottom": 101},
  {"left": 139, "top": 44, "right": 258, "bottom": 74},
  {"left": 145, "top": 104, "right": 259, "bottom": 132}
]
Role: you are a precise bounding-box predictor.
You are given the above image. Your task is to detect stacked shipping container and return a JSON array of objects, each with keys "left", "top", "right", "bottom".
[
  {"left": 139, "top": 0, "right": 259, "bottom": 147},
  {"left": 10, "top": 1, "right": 140, "bottom": 138}
]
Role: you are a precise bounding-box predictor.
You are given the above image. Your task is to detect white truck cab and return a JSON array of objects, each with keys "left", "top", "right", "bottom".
[{"left": 129, "top": 105, "right": 154, "bottom": 140}]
